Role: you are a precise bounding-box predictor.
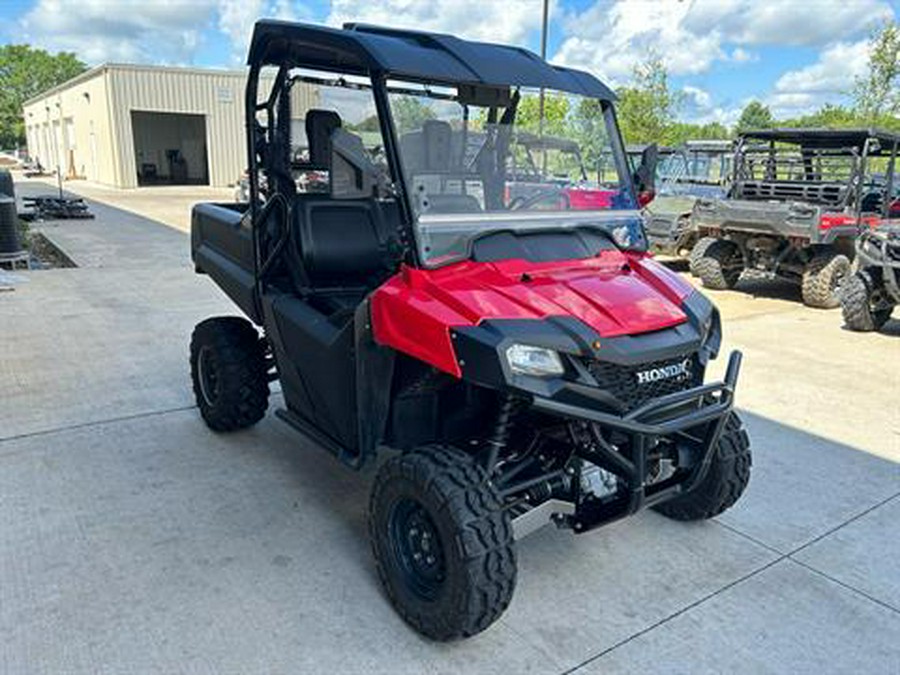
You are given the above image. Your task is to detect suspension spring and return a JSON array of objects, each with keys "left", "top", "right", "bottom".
[{"left": 483, "top": 394, "right": 519, "bottom": 474}]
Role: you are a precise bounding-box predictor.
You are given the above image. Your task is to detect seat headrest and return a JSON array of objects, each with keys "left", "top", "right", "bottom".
[
  {"left": 423, "top": 119, "right": 453, "bottom": 171},
  {"left": 306, "top": 110, "right": 342, "bottom": 169}
]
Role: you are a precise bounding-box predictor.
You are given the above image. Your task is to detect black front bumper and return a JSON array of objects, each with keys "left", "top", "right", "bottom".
[{"left": 530, "top": 350, "right": 742, "bottom": 532}]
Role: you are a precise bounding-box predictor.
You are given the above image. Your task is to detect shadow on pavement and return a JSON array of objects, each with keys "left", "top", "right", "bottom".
[
  {"left": 1, "top": 389, "right": 898, "bottom": 673},
  {"left": 733, "top": 274, "right": 803, "bottom": 302}
]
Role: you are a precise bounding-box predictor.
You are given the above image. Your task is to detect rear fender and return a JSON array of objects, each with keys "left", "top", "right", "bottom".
[{"left": 191, "top": 203, "right": 259, "bottom": 322}]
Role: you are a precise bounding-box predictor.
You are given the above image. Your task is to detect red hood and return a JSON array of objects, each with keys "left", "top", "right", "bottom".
[{"left": 371, "top": 251, "right": 695, "bottom": 376}]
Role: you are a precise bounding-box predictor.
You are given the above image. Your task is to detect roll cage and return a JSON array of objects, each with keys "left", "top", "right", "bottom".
[
  {"left": 731, "top": 128, "right": 900, "bottom": 217},
  {"left": 242, "top": 20, "right": 632, "bottom": 311}
]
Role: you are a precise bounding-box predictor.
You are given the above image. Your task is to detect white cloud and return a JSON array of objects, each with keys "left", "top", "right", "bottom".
[
  {"left": 706, "top": 107, "right": 743, "bottom": 128},
  {"left": 731, "top": 47, "right": 757, "bottom": 63},
  {"left": 679, "top": 85, "right": 741, "bottom": 127},
  {"left": 683, "top": 85, "right": 712, "bottom": 110},
  {"left": 767, "top": 39, "right": 870, "bottom": 116},
  {"left": 683, "top": 0, "right": 894, "bottom": 47},
  {"left": 217, "top": 0, "right": 319, "bottom": 62},
  {"left": 552, "top": 0, "right": 893, "bottom": 83},
  {"left": 553, "top": 1, "right": 725, "bottom": 81},
  {"left": 217, "top": 0, "right": 266, "bottom": 62},
  {"left": 18, "top": 0, "right": 316, "bottom": 66},
  {"left": 20, "top": 0, "right": 216, "bottom": 64},
  {"left": 326, "top": 0, "right": 553, "bottom": 47},
  {"left": 774, "top": 40, "right": 869, "bottom": 95}
]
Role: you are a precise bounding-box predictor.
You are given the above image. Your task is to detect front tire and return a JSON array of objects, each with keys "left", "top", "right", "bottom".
[
  {"left": 693, "top": 239, "right": 743, "bottom": 290},
  {"left": 688, "top": 236, "right": 717, "bottom": 277},
  {"left": 190, "top": 317, "right": 270, "bottom": 431},
  {"left": 841, "top": 271, "right": 892, "bottom": 331},
  {"left": 369, "top": 445, "right": 516, "bottom": 641},
  {"left": 654, "top": 413, "right": 751, "bottom": 521},
  {"left": 801, "top": 251, "right": 851, "bottom": 309}
]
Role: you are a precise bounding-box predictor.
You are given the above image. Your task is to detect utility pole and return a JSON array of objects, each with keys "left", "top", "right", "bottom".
[
  {"left": 538, "top": 0, "right": 549, "bottom": 171},
  {"left": 538, "top": 0, "right": 549, "bottom": 125},
  {"left": 540, "top": 0, "right": 549, "bottom": 60}
]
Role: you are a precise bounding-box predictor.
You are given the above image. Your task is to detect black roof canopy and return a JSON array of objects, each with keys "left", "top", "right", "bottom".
[
  {"left": 739, "top": 127, "right": 900, "bottom": 150},
  {"left": 248, "top": 19, "right": 616, "bottom": 100}
]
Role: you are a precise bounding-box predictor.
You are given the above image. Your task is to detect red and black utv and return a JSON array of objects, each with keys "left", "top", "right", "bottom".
[{"left": 189, "top": 20, "right": 751, "bottom": 640}]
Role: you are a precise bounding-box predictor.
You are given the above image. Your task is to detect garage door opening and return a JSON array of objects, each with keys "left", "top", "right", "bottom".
[{"left": 132, "top": 111, "right": 209, "bottom": 186}]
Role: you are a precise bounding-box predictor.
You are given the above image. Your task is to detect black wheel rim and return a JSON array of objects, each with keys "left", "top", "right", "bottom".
[
  {"left": 197, "top": 346, "right": 220, "bottom": 406},
  {"left": 388, "top": 497, "right": 446, "bottom": 602}
]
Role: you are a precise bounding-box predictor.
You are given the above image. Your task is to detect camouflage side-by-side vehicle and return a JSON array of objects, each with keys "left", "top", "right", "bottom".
[
  {"left": 641, "top": 140, "right": 733, "bottom": 257},
  {"left": 691, "top": 128, "right": 900, "bottom": 308}
]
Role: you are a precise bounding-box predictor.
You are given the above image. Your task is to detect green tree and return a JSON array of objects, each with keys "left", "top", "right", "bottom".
[
  {"left": 735, "top": 101, "right": 774, "bottom": 133},
  {"left": 615, "top": 54, "right": 682, "bottom": 144},
  {"left": 781, "top": 104, "right": 861, "bottom": 129},
  {"left": 0, "top": 45, "right": 86, "bottom": 148},
  {"left": 667, "top": 121, "right": 731, "bottom": 145},
  {"left": 390, "top": 95, "right": 436, "bottom": 133},
  {"left": 569, "top": 97, "right": 608, "bottom": 173},
  {"left": 853, "top": 21, "right": 900, "bottom": 122},
  {"left": 515, "top": 92, "right": 570, "bottom": 136},
  {"left": 350, "top": 114, "right": 381, "bottom": 133}
]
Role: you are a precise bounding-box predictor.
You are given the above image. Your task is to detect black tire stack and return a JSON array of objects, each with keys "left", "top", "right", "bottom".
[
  {"left": 0, "top": 169, "right": 15, "bottom": 201},
  {"left": 0, "top": 169, "right": 22, "bottom": 258},
  {"left": 0, "top": 197, "right": 20, "bottom": 256}
]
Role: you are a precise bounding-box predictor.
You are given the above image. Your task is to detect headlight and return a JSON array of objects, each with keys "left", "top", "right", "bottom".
[
  {"left": 506, "top": 344, "right": 565, "bottom": 377},
  {"left": 609, "top": 224, "right": 631, "bottom": 248}
]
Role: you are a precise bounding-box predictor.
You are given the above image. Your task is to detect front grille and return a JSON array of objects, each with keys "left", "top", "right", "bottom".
[{"left": 585, "top": 355, "right": 700, "bottom": 412}]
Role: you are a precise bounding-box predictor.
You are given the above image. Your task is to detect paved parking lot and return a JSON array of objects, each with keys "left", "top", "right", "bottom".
[{"left": 1, "top": 178, "right": 898, "bottom": 674}]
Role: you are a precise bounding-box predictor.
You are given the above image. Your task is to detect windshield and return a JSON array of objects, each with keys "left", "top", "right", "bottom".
[
  {"left": 657, "top": 149, "right": 732, "bottom": 189},
  {"left": 388, "top": 83, "right": 639, "bottom": 267}
]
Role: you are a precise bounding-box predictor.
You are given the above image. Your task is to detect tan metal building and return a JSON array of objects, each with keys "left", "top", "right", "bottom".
[{"left": 23, "top": 63, "right": 318, "bottom": 189}]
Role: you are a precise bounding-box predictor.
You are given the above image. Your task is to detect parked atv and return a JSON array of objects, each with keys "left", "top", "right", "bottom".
[
  {"left": 642, "top": 140, "right": 733, "bottom": 258},
  {"left": 842, "top": 225, "right": 900, "bottom": 331},
  {"left": 189, "top": 19, "right": 751, "bottom": 640},
  {"left": 504, "top": 132, "right": 620, "bottom": 210},
  {"left": 691, "top": 128, "right": 900, "bottom": 308}
]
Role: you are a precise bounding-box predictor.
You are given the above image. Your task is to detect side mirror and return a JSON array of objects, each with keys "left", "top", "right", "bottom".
[
  {"left": 330, "top": 129, "right": 377, "bottom": 200},
  {"left": 632, "top": 144, "right": 658, "bottom": 208},
  {"left": 633, "top": 143, "right": 659, "bottom": 194},
  {"left": 637, "top": 189, "right": 655, "bottom": 208}
]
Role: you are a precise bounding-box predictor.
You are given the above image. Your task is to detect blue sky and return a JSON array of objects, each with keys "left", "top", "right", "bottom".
[{"left": 2, "top": 0, "right": 898, "bottom": 126}]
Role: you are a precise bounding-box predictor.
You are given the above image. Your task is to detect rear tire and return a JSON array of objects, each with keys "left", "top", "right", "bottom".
[
  {"left": 654, "top": 413, "right": 751, "bottom": 521},
  {"left": 693, "top": 239, "right": 743, "bottom": 290},
  {"left": 841, "top": 271, "right": 892, "bottom": 331},
  {"left": 190, "top": 317, "right": 269, "bottom": 431},
  {"left": 369, "top": 445, "right": 516, "bottom": 641},
  {"left": 801, "top": 251, "right": 851, "bottom": 309}
]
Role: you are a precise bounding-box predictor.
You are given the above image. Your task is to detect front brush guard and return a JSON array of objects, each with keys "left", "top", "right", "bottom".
[{"left": 530, "top": 350, "right": 742, "bottom": 533}]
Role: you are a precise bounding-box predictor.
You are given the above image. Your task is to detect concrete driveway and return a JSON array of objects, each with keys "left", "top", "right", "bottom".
[{"left": 1, "top": 180, "right": 898, "bottom": 674}]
